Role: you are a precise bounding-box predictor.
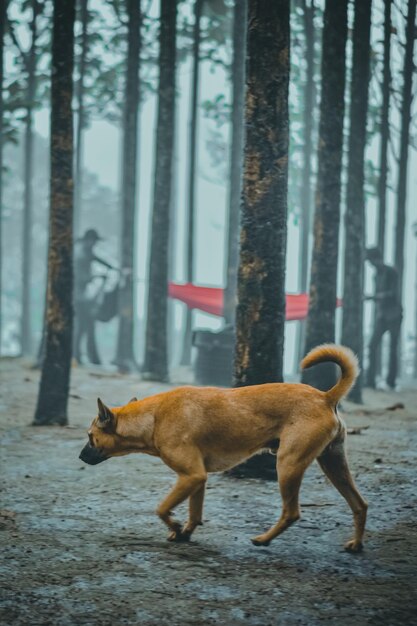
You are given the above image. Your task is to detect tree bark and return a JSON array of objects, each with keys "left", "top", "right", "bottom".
[
  {"left": 296, "top": 0, "right": 315, "bottom": 363},
  {"left": 143, "top": 0, "right": 177, "bottom": 382},
  {"left": 234, "top": 0, "right": 289, "bottom": 387},
  {"left": 370, "top": 0, "right": 392, "bottom": 380},
  {"left": 223, "top": 0, "right": 247, "bottom": 326},
  {"left": 341, "top": 0, "right": 372, "bottom": 404},
  {"left": 414, "top": 228, "right": 417, "bottom": 378},
  {"left": 0, "top": 0, "right": 6, "bottom": 353},
  {"left": 21, "top": 0, "right": 42, "bottom": 355},
  {"left": 180, "top": 0, "right": 203, "bottom": 366},
  {"left": 394, "top": 0, "right": 416, "bottom": 306},
  {"left": 115, "top": 0, "right": 141, "bottom": 372},
  {"left": 33, "top": 0, "right": 75, "bottom": 425},
  {"left": 302, "top": 0, "right": 348, "bottom": 391},
  {"left": 230, "top": 0, "right": 289, "bottom": 481},
  {"left": 377, "top": 0, "right": 391, "bottom": 257},
  {"left": 74, "top": 0, "right": 89, "bottom": 238}
]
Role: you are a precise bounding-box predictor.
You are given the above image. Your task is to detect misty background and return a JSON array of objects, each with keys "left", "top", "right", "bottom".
[{"left": 1, "top": 0, "right": 416, "bottom": 377}]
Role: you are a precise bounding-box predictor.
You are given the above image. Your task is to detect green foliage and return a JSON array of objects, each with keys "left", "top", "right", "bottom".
[
  {"left": 3, "top": 0, "right": 52, "bottom": 141},
  {"left": 201, "top": 93, "right": 230, "bottom": 127}
]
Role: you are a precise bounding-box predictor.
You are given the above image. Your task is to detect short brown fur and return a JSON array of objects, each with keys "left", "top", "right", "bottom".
[{"left": 81, "top": 344, "right": 367, "bottom": 550}]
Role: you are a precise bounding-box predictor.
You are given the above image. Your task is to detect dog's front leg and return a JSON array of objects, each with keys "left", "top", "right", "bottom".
[{"left": 156, "top": 473, "right": 207, "bottom": 542}]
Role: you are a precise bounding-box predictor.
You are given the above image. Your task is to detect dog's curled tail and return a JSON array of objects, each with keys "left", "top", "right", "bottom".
[{"left": 301, "top": 344, "right": 360, "bottom": 405}]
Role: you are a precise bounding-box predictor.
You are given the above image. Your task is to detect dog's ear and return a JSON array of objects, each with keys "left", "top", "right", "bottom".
[
  {"left": 97, "top": 398, "right": 115, "bottom": 430},
  {"left": 128, "top": 396, "right": 138, "bottom": 404}
]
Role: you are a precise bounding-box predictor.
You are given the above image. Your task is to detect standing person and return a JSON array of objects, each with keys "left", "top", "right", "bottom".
[
  {"left": 365, "top": 247, "right": 403, "bottom": 389},
  {"left": 74, "top": 229, "right": 115, "bottom": 365}
]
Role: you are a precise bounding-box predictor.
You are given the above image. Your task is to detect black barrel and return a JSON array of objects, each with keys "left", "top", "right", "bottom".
[{"left": 193, "top": 327, "right": 235, "bottom": 387}]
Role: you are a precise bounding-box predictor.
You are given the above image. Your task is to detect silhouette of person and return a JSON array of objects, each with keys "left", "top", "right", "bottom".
[
  {"left": 365, "top": 247, "right": 403, "bottom": 389},
  {"left": 74, "top": 229, "right": 115, "bottom": 365}
]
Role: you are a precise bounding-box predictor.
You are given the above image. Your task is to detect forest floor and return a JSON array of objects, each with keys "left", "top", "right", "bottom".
[{"left": 1, "top": 357, "right": 416, "bottom": 626}]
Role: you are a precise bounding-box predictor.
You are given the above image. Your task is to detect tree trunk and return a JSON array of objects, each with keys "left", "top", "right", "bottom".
[
  {"left": 74, "top": 0, "right": 89, "bottom": 238},
  {"left": 414, "top": 229, "right": 417, "bottom": 378},
  {"left": 33, "top": 0, "right": 75, "bottom": 426},
  {"left": 0, "top": 0, "right": 6, "bottom": 353},
  {"left": 230, "top": 0, "right": 289, "bottom": 481},
  {"left": 394, "top": 0, "right": 416, "bottom": 306},
  {"left": 370, "top": 0, "right": 392, "bottom": 380},
  {"left": 115, "top": 0, "right": 141, "bottom": 372},
  {"left": 296, "top": 0, "right": 315, "bottom": 363},
  {"left": 341, "top": 0, "right": 372, "bottom": 404},
  {"left": 377, "top": 0, "right": 392, "bottom": 257},
  {"left": 143, "top": 0, "right": 177, "bottom": 382},
  {"left": 234, "top": 0, "right": 290, "bottom": 387},
  {"left": 223, "top": 0, "right": 247, "bottom": 326},
  {"left": 180, "top": 0, "right": 203, "bottom": 366},
  {"left": 21, "top": 0, "right": 42, "bottom": 355},
  {"left": 302, "top": 0, "right": 348, "bottom": 391}
]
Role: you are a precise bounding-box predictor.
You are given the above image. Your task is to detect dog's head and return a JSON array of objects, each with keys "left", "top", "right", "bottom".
[{"left": 79, "top": 396, "right": 141, "bottom": 465}]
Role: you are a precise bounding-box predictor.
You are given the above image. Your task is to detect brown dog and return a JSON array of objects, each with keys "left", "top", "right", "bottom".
[{"left": 79, "top": 344, "right": 367, "bottom": 551}]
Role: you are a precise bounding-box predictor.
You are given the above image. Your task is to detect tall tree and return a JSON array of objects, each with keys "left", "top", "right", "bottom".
[
  {"left": 15, "top": 0, "right": 43, "bottom": 355},
  {"left": 143, "top": 0, "right": 177, "bottom": 382},
  {"left": 223, "top": 0, "right": 247, "bottom": 325},
  {"left": 33, "top": 0, "right": 75, "bottom": 425},
  {"left": 180, "top": 0, "right": 203, "bottom": 366},
  {"left": 0, "top": 0, "right": 6, "bottom": 352},
  {"left": 230, "top": 0, "right": 289, "bottom": 480},
  {"left": 394, "top": 0, "right": 416, "bottom": 306},
  {"left": 114, "top": 0, "right": 141, "bottom": 372},
  {"left": 296, "top": 0, "right": 316, "bottom": 362},
  {"left": 369, "top": 0, "right": 392, "bottom": 380},
  {"left": 234, "top": 0, "right": 289, "bottom": 387},
  {"left": 414, "top": 223, "right": 417, "bottom": 379},
  {"left": 302, "top": 0, "right": 348, "bottom": 391},
  {"left": 377, "top": 0, "right": 392, "bottom": 257},
  {"left": 73, "top": 0, "right": 90, "bottom": 237},
  {"left": 341, "top": 0, "right": 373, "bottom": 404}
]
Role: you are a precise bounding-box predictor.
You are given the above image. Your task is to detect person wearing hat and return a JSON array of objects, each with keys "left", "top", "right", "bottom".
[
  {"left": 74, "top": 229, "right": 116, "bottom": 365},
  {"left": 365, "top": 247, "right": 403, "bottom": 389}
]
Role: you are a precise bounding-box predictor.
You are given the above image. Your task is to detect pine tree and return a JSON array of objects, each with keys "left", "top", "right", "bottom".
[
  {"left": 231, "top": 0, "right": 289, "bottom": 480},
  {"left": 114, "top": 0, "right": 141, "bottom": 372},
  {"left": 234, "top": 0, "right": 289, "bottom": 387},
  {"left": 341, "top": 0, "right": 373, "bottom": 403},
  {"left": 33, "top": 0, "right": 76, "bottom": 425},
  {"left": 223, "top": 0, "right": 247, "bottom": 325},
  {"left": 296, "top": 0, "right": 316, "bottom": 362},
  {"left": 73, "top": 0, "right": 90, "bottom": 237},
  {"left": 180, "top": 0, "right": 203, "bottom": 366},
  {"left": 0, "top": 0, "right": 6, "bottom": 352},
  {"left": 143, "top": 0, "right": 177, "bottom": 382},
  {"left": 377, "top": 0, "right": 392, "bottom": 257},
  {"left": 6, "top": 0, "right": 45, "bottom": 355},
  {"left": 302, "top": 0, "right": 348, "bottom": 391},
  {"left": 394, "top": 0, "right": 416, "bottom": 305}
]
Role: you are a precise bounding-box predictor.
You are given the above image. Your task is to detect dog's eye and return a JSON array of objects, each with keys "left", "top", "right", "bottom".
[{"left": 88, "top": 433, "right": 95, "bottom": 447}]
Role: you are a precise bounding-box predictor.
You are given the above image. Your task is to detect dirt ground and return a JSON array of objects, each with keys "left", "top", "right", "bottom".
[{"left": 1, "top": 358, "right": 416, "bottom": 626}]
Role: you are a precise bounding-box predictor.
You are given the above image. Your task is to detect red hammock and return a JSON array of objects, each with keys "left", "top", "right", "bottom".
[{"left": 168, "top": 283, "right": 341, "bottom": 321}]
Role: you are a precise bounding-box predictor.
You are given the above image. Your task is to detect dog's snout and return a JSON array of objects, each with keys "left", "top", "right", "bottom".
[{"left": 79, "top": 442, "right": 108, "bottom": 465}]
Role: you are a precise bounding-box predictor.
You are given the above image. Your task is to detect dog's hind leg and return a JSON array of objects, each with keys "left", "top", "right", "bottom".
[
  {"left": 251, "top": 426, "right": 334, "bottom": 547},
  {"left": 317, "top": 437, "right": 367, "bottom": 553},
  {"left": 251, "top": 455, "right": 307, "bottom": 547}
]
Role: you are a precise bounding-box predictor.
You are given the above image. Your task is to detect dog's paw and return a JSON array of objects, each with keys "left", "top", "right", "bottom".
[
  {"left": 167, "top": 524, "right": 192, "bottom": 543},
  {"left": 344, "top": 539, "right": 363, "bottom": 553},
  {"left": 251, "top": 535, "right": 271, "bottom": 547},
  {"left": 167, "top": 530, "right": 191, "bottom": 543}
]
